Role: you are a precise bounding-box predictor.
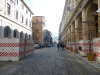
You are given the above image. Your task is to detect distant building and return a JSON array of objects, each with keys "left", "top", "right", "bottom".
[
  {"left": 0, "top": 0, "right": 34, "bottom": 39},
  {"left": 32, "top": 16, "right": 45, "bottom": 44},
  {"left": 43, "top": 29, "right": 54, "bottom": 46}
]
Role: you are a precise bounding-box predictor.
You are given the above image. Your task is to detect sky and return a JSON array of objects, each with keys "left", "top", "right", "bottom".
[{"left": 24, "top": 0, "right": 65, "bottom": 40}]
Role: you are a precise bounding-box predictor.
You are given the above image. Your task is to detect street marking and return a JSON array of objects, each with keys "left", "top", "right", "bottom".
[{"left": 68, "top": 58, "right": 84, "bottom": 75}]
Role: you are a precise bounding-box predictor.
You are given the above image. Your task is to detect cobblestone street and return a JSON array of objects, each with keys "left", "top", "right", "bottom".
[{"left": 0, "top": 45, "right": 100, "bottom": 75}]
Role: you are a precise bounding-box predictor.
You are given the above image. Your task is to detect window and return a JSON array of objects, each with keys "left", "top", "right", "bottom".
[
  {"left": 17, "top": 0, "right": 18, "bottom": 4},
  {"left": 26, "top": 9, "right": 28, "bottom": 14},
  {"left": 36, "top": 19, "right": 38, "bottom": 23},
  {"left": 22, "top": 3, "right": 24, "bottom": 9},
  {"left": 7, "top": 3, "right": 11, "bottom": 15},
  {"left": 30, "top": 14, "right": 31, "bottom": 17},
  {"left": 10, "top": 0, "right": 13, "bottom": 3},
  {"left": 35, "top": 27, "right": 39, "bottom": 32},
  {"left": 15, "top": 10, "right": 18, "bottom": 20},
  {"left": 35, "top": 27, "right": 37, "bottom": 29},
  {"left": 29, "top": 22, "right": 31, "bottom": 27},
  {"left": 21, "top": 15, "right": 24, "bottom": 23},
  {"left": 26, "top": 19, "right": 28, "bottom": 25},
  {"left": 36, "top": 35, "right": 38, "bottom": 39}
]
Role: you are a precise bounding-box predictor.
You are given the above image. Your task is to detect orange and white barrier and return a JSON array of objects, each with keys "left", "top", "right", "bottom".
[
  {"left": 79, "top": 40, "right": 93, "bottom": 56},
  {"left": 0, "top": 38, "right": 34, "bottom": 61},
  {"left": 19, "top": 39, "right": 25, "bottom": 59},
  {"left": 25, "top": 39, "right": 34, "bottom": 57},
  {"left": 76, "top": 41, "right": 79, "bottom": 50},
  {"left": 93, "top": 38, "right": 100, "bottom": 63},
  {"left": 0, "top": 38, "right": 20, "bottom": 61}
]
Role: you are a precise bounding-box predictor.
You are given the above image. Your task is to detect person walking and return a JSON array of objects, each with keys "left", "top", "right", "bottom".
[
  {"left": 62, "top": 43, "right": 64, "bottom": 50},
  {"left": 57, "top": 43, "right": 60, "bottom": 50}
]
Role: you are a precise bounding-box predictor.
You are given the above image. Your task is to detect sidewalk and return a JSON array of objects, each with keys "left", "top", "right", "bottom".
[{"left": 66, "top": 49, "right": 100, "bottom": 71}]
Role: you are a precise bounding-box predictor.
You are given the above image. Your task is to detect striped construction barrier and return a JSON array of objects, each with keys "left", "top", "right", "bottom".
[
  {"left": 93, "top": 38, "right": 100, "bottom": 63},
  {"left": 19, "top": 39, "right": 25, "bottom": 59},
  {"left": 76, "top": 41, "right": 79, "bottom": 50},
  {"left": 78, "top": 40, "right": 93, "bottom": 56},
  {"left": 0, "top": 38, "right": 34, "bottom": 61},
  {"left": 25, "top": 39, "right": 34, "bottom": 57},
  {"left": 0, "top": 38, "right": 20, "bottom": 61}
]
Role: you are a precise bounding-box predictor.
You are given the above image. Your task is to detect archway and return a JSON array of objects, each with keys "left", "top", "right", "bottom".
[
  {"left": 86, "top": 3, "right": 98, "bottom": 38},
  {"left": 4, "top": 26, "right": 11, "bottom": 38},
  {"left": 20, "top": 31, "right": 23, "bottom": 39},
  {"left": 25, "top": 33, "right": 28, "bottom": 39},
  {"left": 29, "top": 34, "right": 31, "bottom": 39},
  {"left": 13, "top": 29, "right": 18, "bottom": 38}
]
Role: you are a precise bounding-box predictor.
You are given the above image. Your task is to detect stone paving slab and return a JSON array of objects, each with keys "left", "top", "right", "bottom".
[
  {"left": 0, "top": 61, "right": 18, "bottom": 72},
  {"left": 66, "top": 49, "right": 100, "bottom": 71},
  {"left": 0, "top": 47, "right": 100, "bottom": 75}
]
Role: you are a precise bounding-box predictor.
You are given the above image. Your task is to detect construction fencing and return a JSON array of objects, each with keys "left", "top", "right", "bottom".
[{"left": 0, "top": 38, "right": 34, "bottom": 61}]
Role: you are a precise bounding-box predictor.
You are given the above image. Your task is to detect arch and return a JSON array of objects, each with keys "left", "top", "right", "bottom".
[
  {"left": 20, "top": 31, "right": 24, "bottom": 39},
  {"left": 13, "top": 29, "right": 18, "bottom": 38},
  {"left": 4, "top": 26, "right": 11, "bottom": 38},
  {"left": 86, "top": 3, "right": 98, "bottom": 38},
  {"left": 29, "top": 34, "right": 31, "bottom": 39},
  {"left": 86, "top": 3, "right": 98, "bottom": 21},
  {"left": 25, "top": 33, "right": 28, "bottom": 39}
]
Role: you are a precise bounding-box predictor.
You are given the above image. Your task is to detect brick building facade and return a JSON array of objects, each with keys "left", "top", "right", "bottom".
[{"left": 32, "top": 16, "right": 45, "bottom": 44}]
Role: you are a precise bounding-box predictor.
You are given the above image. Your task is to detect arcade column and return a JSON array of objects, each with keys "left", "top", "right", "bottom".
[
  {"left": 82, "top": 9, "right": 88, "bottom": 40},
  {"left": 98, "top": 0, "right": 100, "bottom": 37}
]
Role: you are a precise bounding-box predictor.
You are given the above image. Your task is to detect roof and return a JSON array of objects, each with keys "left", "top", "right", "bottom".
[{"left": 33, "top": 16, "right": 45, "bottom": 18}]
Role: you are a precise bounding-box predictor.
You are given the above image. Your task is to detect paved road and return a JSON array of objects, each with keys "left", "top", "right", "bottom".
[{"left": 0, "top": 45, "right": 100, "bottom": 75}]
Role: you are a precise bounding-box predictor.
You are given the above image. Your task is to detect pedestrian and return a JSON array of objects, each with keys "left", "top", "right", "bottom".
[
  {"left": 60, "top": 42, "right": 64, "bottom": 50},
  {"left": 57, "top": 43, "right": 59, "bottom": 50},
  {"left": 78, "top": 46, "right": 82, "bottom": 51},
  {"left": 62, "top": 43, "right": 64, "bottom": 50}
]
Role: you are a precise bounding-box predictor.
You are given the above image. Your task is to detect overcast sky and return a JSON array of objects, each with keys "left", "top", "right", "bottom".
[{"left": 24, "top": 0, "right": 65, "bottom": 37}]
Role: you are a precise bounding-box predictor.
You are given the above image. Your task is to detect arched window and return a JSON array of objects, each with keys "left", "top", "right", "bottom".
[
  {"left": 20, "top": 31, "right": 23, "bottom": 38},
  {"left": 36, "top": 34, "right": 38, "bottom": 39},
  {"left": 29, "top": 35, "right": 31, "bottom": 39},
  {"left": 4, "top": 26, "right": 11, "bottom": 38},
  {"left": 13, "top": 29, "right": 18, "bottom": 38},
  {"left": 25, "top": 33, "right": 27, "bottom": 39},
  {"left": 36, "top": 19, "right": 38, "bottom": 23}
]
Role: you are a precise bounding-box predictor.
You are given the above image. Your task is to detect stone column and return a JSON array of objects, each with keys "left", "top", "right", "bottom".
[
  {"left": 75, "top": 19, "right": 78, "bottom": 29},
  {"left": 71, "top": 24, "right": 73, "bottom": 33},
  {"left": 11, "top": 30, "right": 13, "bottom": 38},
  {"left": 18, "top": 32, "right": 20, "bottom": 38},
  {"left": 75, "top": 19, "right": 78, "bottom": 41},
  {"left": 0, "top": 20, "right": 1, "bottom": 37},
  {"left": 98, "top": 0, "right": 100, "bottom": 9},
  {"left": 98, "top": 0, "right": 100, "bottom": 37},
  {"left": 23, "top": 33, "right": 25, "bottom": 39},
  {"left": 70, "top": 25, "right": 72, "bottom": 42},
  {"left": 82, "top": 9, "right": 87, "bottom": 40},
  {"left": 0, "top": 26, "right": 4, "bottom": 38}
]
